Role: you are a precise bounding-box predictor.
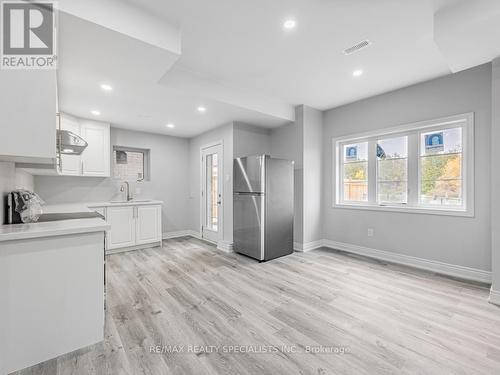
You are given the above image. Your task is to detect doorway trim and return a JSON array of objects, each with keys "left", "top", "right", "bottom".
[{"left": 199, "top": 140, "right": 224, "bottom": 244}]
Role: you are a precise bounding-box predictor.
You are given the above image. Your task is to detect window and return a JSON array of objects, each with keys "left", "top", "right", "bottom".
[
  {"left": 342, "top": 142, "right": 368, "bottom": 202},
  {"left": 377, "top": 136, "right": 408, "bottom": 204},
  {"left": 334, "top": 113, "right": 474, "bottom": 216},
  {"left": 113, "top": 146, "right": 150, "bottom": 181},
  {"left": 419, "top": 128, "right": 462, "bottom": 207}
]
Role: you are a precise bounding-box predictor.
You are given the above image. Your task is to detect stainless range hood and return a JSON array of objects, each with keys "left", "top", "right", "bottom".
[{"left": 57, "top": 129, "right": 88, "bottom": 155}]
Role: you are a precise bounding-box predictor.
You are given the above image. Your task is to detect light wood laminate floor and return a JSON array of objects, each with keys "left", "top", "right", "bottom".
[{"left": 13, "top": 237, "right": 500, "bottom": 375}]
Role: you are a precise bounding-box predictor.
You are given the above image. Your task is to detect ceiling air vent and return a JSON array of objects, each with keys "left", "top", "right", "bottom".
[{"left": 343, "top": 40, "right": 371, "bottom": 55}]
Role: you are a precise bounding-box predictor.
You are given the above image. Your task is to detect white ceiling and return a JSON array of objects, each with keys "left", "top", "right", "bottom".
[
  {"left": 145, "top": 0, "right": 452, "bottom": 110},
  {"left": 58, "top": 13, "right": 288, "bottom": 138},
  {"left": 58, "top": 0, "right": 500, "bottom": 138}
]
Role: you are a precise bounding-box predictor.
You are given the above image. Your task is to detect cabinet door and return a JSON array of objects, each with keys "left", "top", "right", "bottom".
[
  {"left": 59, "top": 113, "right": 81, "bottom": 176},
  {"left": 136, "top": 205, "right": 162, "bottom": 245},
  {"left": 0, "top": 69, "right": 56, "bottom": 162},
  {"left": 81, "top": 121, "right": 110, "bottom": 177},
  {"left": 106, "top": 206, "right": 135, "bottom": 250}
]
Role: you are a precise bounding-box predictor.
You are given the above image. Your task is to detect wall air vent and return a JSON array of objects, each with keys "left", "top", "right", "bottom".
[{"left": 343, "top": 40, "right": 371, "bottom": 55}]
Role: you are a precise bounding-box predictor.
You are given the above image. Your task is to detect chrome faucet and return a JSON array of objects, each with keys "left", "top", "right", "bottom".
[{"left": 120, "top": 181, "right": 133, "bottom": 201}]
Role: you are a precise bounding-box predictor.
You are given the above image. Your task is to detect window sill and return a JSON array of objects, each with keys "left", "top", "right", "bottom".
[{"left": 332, "top": 203, "right": 474, "bottom": 217}]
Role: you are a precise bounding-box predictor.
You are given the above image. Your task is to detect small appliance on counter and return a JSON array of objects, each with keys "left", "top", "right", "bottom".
[{"left": 6, "top": 190, "right": 44, "bottom": 224}]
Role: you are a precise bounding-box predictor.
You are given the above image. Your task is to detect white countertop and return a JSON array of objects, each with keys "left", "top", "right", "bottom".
[
  {"left": 0, "top": 218, "right": 110, "bottom": 242},
  {"left": 0, "top": 203, "right": 110, "bottom": 243},
  {"left": 87, "top": 200, "right": 163, "bottom": 208},
  {"left": 41, "top": 203, "right": 93, "bottom": 213},
  {"left": 0, "top": 200, "right": 162, "bottom": 243}
]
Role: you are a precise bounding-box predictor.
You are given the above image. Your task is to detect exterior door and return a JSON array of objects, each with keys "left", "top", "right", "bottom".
[{"left": 201, "top": 144, "right": 223, "bottom": 243}]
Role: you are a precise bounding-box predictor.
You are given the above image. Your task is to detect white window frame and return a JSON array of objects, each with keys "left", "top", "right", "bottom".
[{"left": 333, "top": 113, "right": 474, "bottom": 217}]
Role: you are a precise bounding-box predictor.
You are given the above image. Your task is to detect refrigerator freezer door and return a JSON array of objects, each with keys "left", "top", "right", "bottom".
[
  {"left": 264, "top": 158, "right": 294, "bottom": 261},
  {"left": 233, "top": 155, "right": 266, "bottom": 193},
  {"left": 233, "top": 193, "right": 264, "bottom": 260}
]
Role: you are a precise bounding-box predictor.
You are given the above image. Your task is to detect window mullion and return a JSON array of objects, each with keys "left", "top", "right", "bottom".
[
  {"left": 368, "top": 140, "right": 377, "bottom": 204},
  {"left": 407, "top": 133, "right": 419, "bottom": 207}
]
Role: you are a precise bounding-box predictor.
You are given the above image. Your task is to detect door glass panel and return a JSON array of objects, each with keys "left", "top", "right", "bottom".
[{"left": 205, "top": 153, "right": 219, "bottom": 231}]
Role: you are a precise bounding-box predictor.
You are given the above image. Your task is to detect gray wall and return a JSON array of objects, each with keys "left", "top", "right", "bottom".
[
  {"left": 301, "top": 106, "right": 323, "bottom": 244},
  {"left": 188, "top": 123, "right": 234, "bottom": 244},
  {"left": 270, "top": 120, "right": 303, "bottom": 244},
  {"left": 233, "top": 122, "right": 271, "bottom": 158},
  {"left": 35, "top": 127, "right": 191, "bottom": 234},
  {"left": 322, "top": 63, "right": 492, "bottom": 271},
  {"left": 492, "top": 58, "right": 500, "bottom": 289}
]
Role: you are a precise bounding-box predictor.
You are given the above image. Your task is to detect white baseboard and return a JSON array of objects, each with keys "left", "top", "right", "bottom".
[
  {"left": 217, "top": 240, "right": 234, "bottom": 253},
  {"left": 294, "top": 240, "right": 323, "bottom": 252},
  {"left": 161, "top": 233, "right": 491, "bottom": 284},
  {"left": 489, "top": 288, "right": 500, "bottom": 306},
  {"left": 106, "top": 241, "right": 162, "bottom": 255},
  {"left": 162, "top": 230, "right": 201, "bottom": 240},
  {"left": 322, "top": 239, "right": 492, "bottom": 284},
  {"left": 163, "top": 231, "right": 233, "bottom": 253}
]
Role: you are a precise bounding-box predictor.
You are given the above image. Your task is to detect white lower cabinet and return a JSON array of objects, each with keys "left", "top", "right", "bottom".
[
  {"left": 136, "top": 205, "right": 162, "bottom": 245},
  {"left": 106, "top": 206, "right": 136, "bottom": 250},
  {"left": 103, "top": 204, "right": 162, "bottom": 251}
]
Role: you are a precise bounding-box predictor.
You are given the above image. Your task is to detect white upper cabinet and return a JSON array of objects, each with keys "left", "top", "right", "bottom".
[
  {"left": 0, "top": 70, "right": 57, "bottom": 163},
  {"left": 80, "top": 120, "right": 110, "bottom": 177},
  {"left": 57, "top": 113, "right": 110, "bottom": 177}
]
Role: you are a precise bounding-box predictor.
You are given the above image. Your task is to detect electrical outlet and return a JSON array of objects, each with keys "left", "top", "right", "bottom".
[{"left": 367, "top": 228, "right": 374, "bottom": 237}]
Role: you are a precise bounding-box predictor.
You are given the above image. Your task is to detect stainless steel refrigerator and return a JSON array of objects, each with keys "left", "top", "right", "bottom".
[{"left": 233, "top": 155, "right": 294, "bottom": 261}]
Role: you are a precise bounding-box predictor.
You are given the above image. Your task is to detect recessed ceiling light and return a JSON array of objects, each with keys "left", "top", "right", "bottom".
[
  {"left": 197, "top": 106, "right": 207, "bottom": 113},
  {"left": 91, "top": 110, "right": 101, "bottom": 116},
  {"left": 283, "top": 19, "right": 296, "bottom": 30},
  {"left": 353, "top": 69, "right": 364, "bottom": 77},
  {"left": 166, "top": 123, "right": 175, "bottom": 128},
  {"left": 100, "top": 83, "right": 113, "bottom": 91}
]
